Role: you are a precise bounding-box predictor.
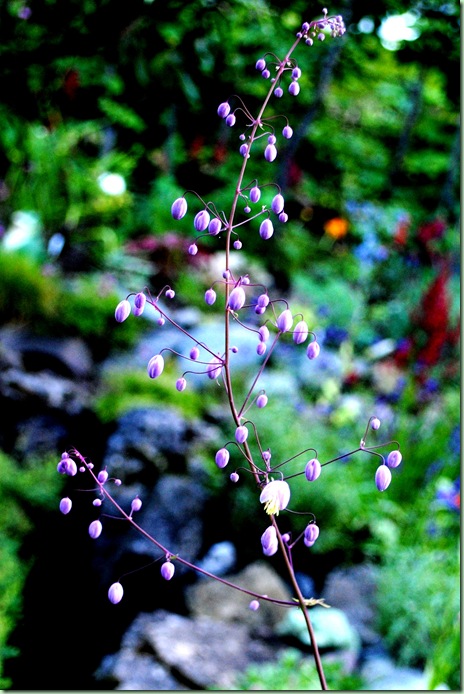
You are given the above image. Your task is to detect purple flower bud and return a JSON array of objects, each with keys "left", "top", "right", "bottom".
[
  {"left": 188, "top": 243, "right": 198, "bottom": 256},
  {"left": 256, "top": 342, "right": 267, "bottom": 356},
  {"left": 228, "top": 286, "right": 246, "bottom": 311},
  {"left": 262, "top": 69, "right": 270, "bottom": 79},
  {"left": 147, "top": 354, "right": 164, "bottom": 379},
  {"left": 240, "top": 143, "right": 249, "bottom": 157},
  {"left": 131, "top": 497, "right": 142, "bottom": 513},
  {"left": 249, "top": 599, "right": 260, "bottom": 611},
  {"left": 207, "top": 356, "right": 223, "bottom": 380},
  {"left": 161, "top": 561, "right": 175, "bottom": 580},
  {"left": 305, "top": 458, "right": 321, "bottom": 481},
  {"left": 65, "top": 459, "right": 77, "bottom": 476},
  {"left": 279, "top": 212, "right": 288, "bottom": 223},
  {"left": 257, "top": 294, "right": 269, "bottom": 308},
  {"left": 217, "top": 101, "right": 231, "bottom": 118},
  {"left": 259, "top": 219, "right": 274, "bottom": 240},
  {"left": 256, "top": 394, "right": 268, "bottom": 408},
  {"left": 194, "top": 210, "right": 210, "bottom": 232},
  {"left": 274, "top": 87, "right": 283, "bottom": 98},
  {"left": 176, "top": 377, "right": 187, "bottom": 392},
  {"left": 301, "top": 22, "right": 310, "bottom": 32},
  {"left": 97, "top": 470, "right": 108, "bottom": 484},
  {"left": 318, "top": 32, "right": 325, "bottom": 41},
  {"left": 208, "top": 217, "right": 222, "bottom": 235},
  {"left": 255, "top": 58, "right": 266, "bottom": 71},
  {"left": 292, "top": 67, "right": 302, "bottom": 79},
  {"left": 115, "top": 299, "right": 131, "bottom": 323},
  {"left": 304, "top": 523, "right": 320, "bottom": 547},
  {"left": 157, "top": 316, "right": 165, "bottom": 326},
  {"left": 371, "top": 417, "right": 381, "bottom": 430},
  {"left": 250, "top": 186, "right": 261, "bottom": 203},
  {"left": 262, "top": 450, "right": 271, "bottom": 463},
  {"left": 93, "top": 498, "right": 102, "bottom": 507},
  {"left": 293, "top": 320, "right": 309, "bottom": 344},
  {"left": 205, "top": 288, "right": 217, "bottom": 305},
  {"left": 264, "top": 144, "right": 277, "bottom": 162},
  {"left": 305, "top": 37, "right": 314, "bottom": 46},
  {"left": 171, "top": 197, "right": 188, "bottom": 220},
  {"left": 282, "top": 125, "right": 293, "bottom": 139},
  {"left": 225, "top": 113, "right": 236, "bottom": 127},
  {"left": 215, "top": 448, "right": 230, "bottom": 469},
  {"left": 244, "top": 205, "right": 251, "bottom": 214},
  {"left": 375, "top": 464, "right": 392, "bottom": 492},
  {"left": 233, "top": 240, "right": 242, "bottom": 250},
  {"left": 268, "top": 134, "right": 276, "bottom": 145},
  {"left": 271, "top": 194, "right": 284, "bottom": 214},
  {"left": 260, "top": 480, "right": 291, "bottom": 515},
  {"left": 259, "top": 325, "right": 270, "bottom": 342},
  {"left": 306, "top": 341, "right": 320, "bottom": 359},
  {"left": 108, "top": 582, "right": 124, "bottom": 604},
  {"left": 289, "top": 81, "right": 300, "bottom": 96},
  {"left": 190, "top": 346, "right": 200, "bottom": 360},
  {"left": 276, "top": 308, "right": 293, "bottom": 332},
  {"left": 59, "top": 497, "right": 72, "bottom": 515},
  {"left": 134, "top": 292, "right": 146, "bottom": 311},
  {"left": 261, "top": 525, "right": 278, "bottom": 556},
  {"left": 387, "top": 450, "right": 402, "bottom": 468},
  {"left": 235, "top": 425, "right": 248, "bottom": 444},
  {"left": 230, "top": 472, "right": 239, "bottom": 483},
  {"left": 165, "top": 288, "right": 175, "bottom": 299},
  {"left": 89, "top": 520, "right": 103, "bottom": 539},
  {"left": 57, "top": 457, "right": 69, "bottom": 474}
]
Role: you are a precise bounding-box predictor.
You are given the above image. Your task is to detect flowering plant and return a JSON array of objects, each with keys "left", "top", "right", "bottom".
[{"left": 57, "top": 9, "right": 403, "bottom": 689}]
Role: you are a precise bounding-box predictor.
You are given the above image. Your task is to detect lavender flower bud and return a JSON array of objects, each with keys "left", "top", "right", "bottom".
[
  {"left": 306, "top": 341, "right": 320, "bottom": 359},
  {"left": 387, "top": 450, "right": 402, "bottom": 468},
  {"left": 268, "top": 134, "right": 276, "bottom": 144},
  {"left": 228, "top": 286, "right": 246, "bottom": 311},
  {"left": 317, "top": 32, "right": 325, "bottom": 41},
  {"left": 66, "top": 459, "right": 77, "bottom": 476},
  {"left": 256, "top": 295, "right": 268, "bottom": 310},
  {"left": 108, "top": 582, "right": 124, "bottom": 604},
  {"left": 259, "top": 325, "right": 270, "bottom": 342},
  {"left": 375, "top": 464, "right": 392, "bottom": 492},
  {"left": 89, "top": 520, "right": 103, "bottom": 539},
  {"left": 233, "top": 240, "right": 242, "bottom": 250},
  {"left": 262, "top": 69, "right": 270, "bottom": 79},
  {"left": 257, "top": 342, "right": 267, "bottom": 356},
  {"left": 215, "top": 448, "right": 230, "bottom": 469},
  {"left": 176, "top": 377, "right": 187, "bottom": 392},
  {"left": 161, "top": 561, "right": 175, "bottom": 581},
  {"left": 97, "top": 470, "right": 108, "bottom": 484},
  {"left": 259, "top": 219, "right": 274, "bottom": 240},
  {"left": 205, "top": 288, "right": 217, "bottom": 305},
  {"left": 171, "top": 197, "right": 188, "bottom": 220},
  {"left": 261, "top": 525, "right": 278, "bottom": 556},
  {"left": 276, "top": 308, "right": 293, "bottom": 332},
  {"left": 271, "top": 194, "right": 284, "bottom": 214},
  {"left": 264, "top": 144, "right": 277, "bottom": 162},
  {"left": 250, "top": 186, "right": 261, "bottom": 203},
  {"left": 208, "top": 218, "right": 222, "bottom": 235},
  {"left": 134, "top": 292, "right": 146, "bottom": 311},
  {"left": 115, "top": 299, "right": 131, "bottom": 323},
  {"left": 225, "top": 113, "right": 236, "bottom": 127},
  {"left": 165, "top": 288, "right": 175, "bottom": 299},
  {"left": 279, "top": 212, "right": 288, "bottom": 223},
  {"left": 255, "top": 58, "right": 266, "bottom": 71},
  {"left": 371, "top": 417, "right": 381, "bottom": 430},
  {"left": 190, "top": 346, "right": 200, "bottom": 360},
  {"left": 240, "top": 143, "right": 249, "bottom": 157},
  {"left": 282, "top": 125, "right": 293, "bottom": 139},
  {"left": 217, "top": 101, "right": 231, "bottom": 118},
  {"left": 230, "top": 472, "right": 239, "bottom": 483},
  {"left": 305, "top": 458, "right": 321, "bottom": 481},
  {"left": 131, "top": 497, "right": 142, "bottom": 513},
  {"left": 59, "top": 497, "right": 72, "bottom": 515},
  {"left": 147, "top": 354, "right": 164, "bottom": 379},
  {"left": 288, "top": 81, "right": 300, "bottom": 96},
  {"left": 262, "top": 450, "right": 271, "bottom": 463},
  {"left": 249, "top": 599, "right": 260, "bottom": 611},
  {"left": 157, "top": 316, "right": 165, "bottom": 326},
  {"left": 260, "top": 480, "right": 291, "bottom": 515},
  {"left": 292, "top": 67, "right": 302, "bottom": 79},
  {"left": 301, "top": 21, "right": 310, "bottom": 32},
  {"left": 293, "top": 320, "right": 309, "bottom": 344},
  {"left": 188, "top": 243, "right": 198, "bottom": 256},
  {"left": 274, "top": 87, "right": 283, "bottom": 98},
  {"left": 207, "top": 356, "right": 223, "bottom": 380},
  {"left": 194, "top": 210, "right": 210, "bottom": 232},
  {"left": 244, "top": 205, "right": 251, "bottom": 214},
  {"left": 93, "top": 498, "right": 102, "bottom": 507},
  {"left": 235, "top": 425, "right": 248, "bottom": 444},
  {"left": 304, "top": 523, "right": 320, "bottom": 547},
  {"left": 256, "top": 394, "right": 268, "bottom": 408}
]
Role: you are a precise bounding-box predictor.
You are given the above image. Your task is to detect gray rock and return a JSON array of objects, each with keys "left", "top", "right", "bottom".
[
  {"left": 196, "top": 540, "right": 237, "bottom": 577},
  {"left": 361, "top": 654, "right": 450, "bottom": 690}
]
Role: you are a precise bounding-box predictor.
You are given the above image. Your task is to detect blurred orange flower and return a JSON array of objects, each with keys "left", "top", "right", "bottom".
[{"left": 324, "top": 217, "right": 349, "bottom": 239}]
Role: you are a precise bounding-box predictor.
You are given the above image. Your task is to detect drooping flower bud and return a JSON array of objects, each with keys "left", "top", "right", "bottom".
[
  {"left": 161, "top": 561, "right": 175, "bottom": 580},
  {"left": 271, "top": 194, "right": 284, "bottom": 214},
  {"left": 282, "top": 125, "right": 293, "bottom": 139},
  {"left": 115, "top": 299, "right": 131, "bottom": 323},
  {"left": 131, "top": 497, "right": 142, "bottom": 513},
  {"left": 59, "top": 497, "right": 72, "bottom": 515},
  {"left": 279, "top": 212, "right": 288, "bottom": 223},
  {"left": 230, "top": 472, "right": 239, "bottom": 483},
  {"left": 194, "top": 210, "right": 210, "bottom": 232},
  {"left": 276, "top": 308, "right": 293, "bottom": 332},
  {"left": 250, "top": 186, "right": 261, "bottom": 203},
  {"left": 255, "top": 58, "right": 266, "bottom": 71},
  {"left": 208, "top": 218, "right": 222, "bottom": 235},
  {"left": 387, "top": 450, "right": 402, "bottom": 468},
  {"left": 259, "top": 219, "right": 274, "bottom": 240},
  {"left": 217, "top": 101, "right": 231, "bottom": 118},
  {"left": 171, "top": 197, "right": 188, "bottom": 220},
  {"left": 371, "top": 417, "right": 381, "bottom": 430},
  {"left": 228, "top": 286, "right": 246, "bottom": 311},
  {"left": 256, "top": 342, "right": 267, "bottom": 356},
  {"left": 249, "top": 599, "right": 260, "bottom": 611},
  {"left": 225, "top": 113, "right": 236, "bottom": 127},
  {"left": 259, "top": 325, "right": 270, "bottom": 342},
  {"left": 256, "top": 394, "right": 268, "bottom": 408},
  {"left": 233, "top": 240, "right": 242, "bottom": 250},
  {"left": 274, "top": 87, "right": 283, "bottom": 98},
  {"left": 261, "top": 525, "right": 278, "bottom": 556},
  {"left": 292, "top": 67, "right": 302, "bottom": 79},
  {"left": 89, "top": 520, "right": 103, "bottom": 539},
  {"left": 262, "top": 68, "right": 271, "bottom": 79},
  {"left": 264, "top": 144, "right": 277, "bottom": 162},
  {"left": 108, "top": 582, "right": 124, "bottom": 604},
  {"left": 188, "top": 243, "right": 198, "bottom": 256},
  {"left": 375, "top": 464, "right": 392, "bottom": 492},
  {"left": 205, "top": 288, "right": 217, "bottom": 305},
  {"left": 293, "top": 320, "right": 309, "bottom": 344},
  {"left": 190, "top": 346, "right": 200, "bottom": 360},
  {"left": 289, "top": 81, "right": 300, "bottom": 96},
  {"left": 207, "top": 356, "right": 223, "bottom": 380},
  {"left": 97, "top": 470, "right": 109, "bottom": 484},
  {"left": 240, "top": 143, "right": 249, "bottom": 157},
  {"left": 235, "top": 425, "right": 248, "bottom": 444},
  {"left": 147, "top": 354, "right": 164, "bottom": 379},
  {"left": 304, "top": 523, "right": 320, "bottom": 547},
  {"left": 165, "top": 288, "right": 175, "bottom": 299},
  {"left": 215, "top": 448, "right": 230, "bottom": 469},
  {"left": 134, "top": 292, "right": 146, "bottom": 312},
  {"left": 306, "top": 341, "right": 320, "bottom": 359},
  {"left": 176, "top": 377, "right": 187, "bottom": 392},
  {"left": 305, "top": 458, "right": 322, "bottom": 482}
]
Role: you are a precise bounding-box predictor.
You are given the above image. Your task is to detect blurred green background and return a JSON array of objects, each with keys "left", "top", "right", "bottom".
[{"left": 0, "top": 0, "right": 459, "bottom": 689}]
